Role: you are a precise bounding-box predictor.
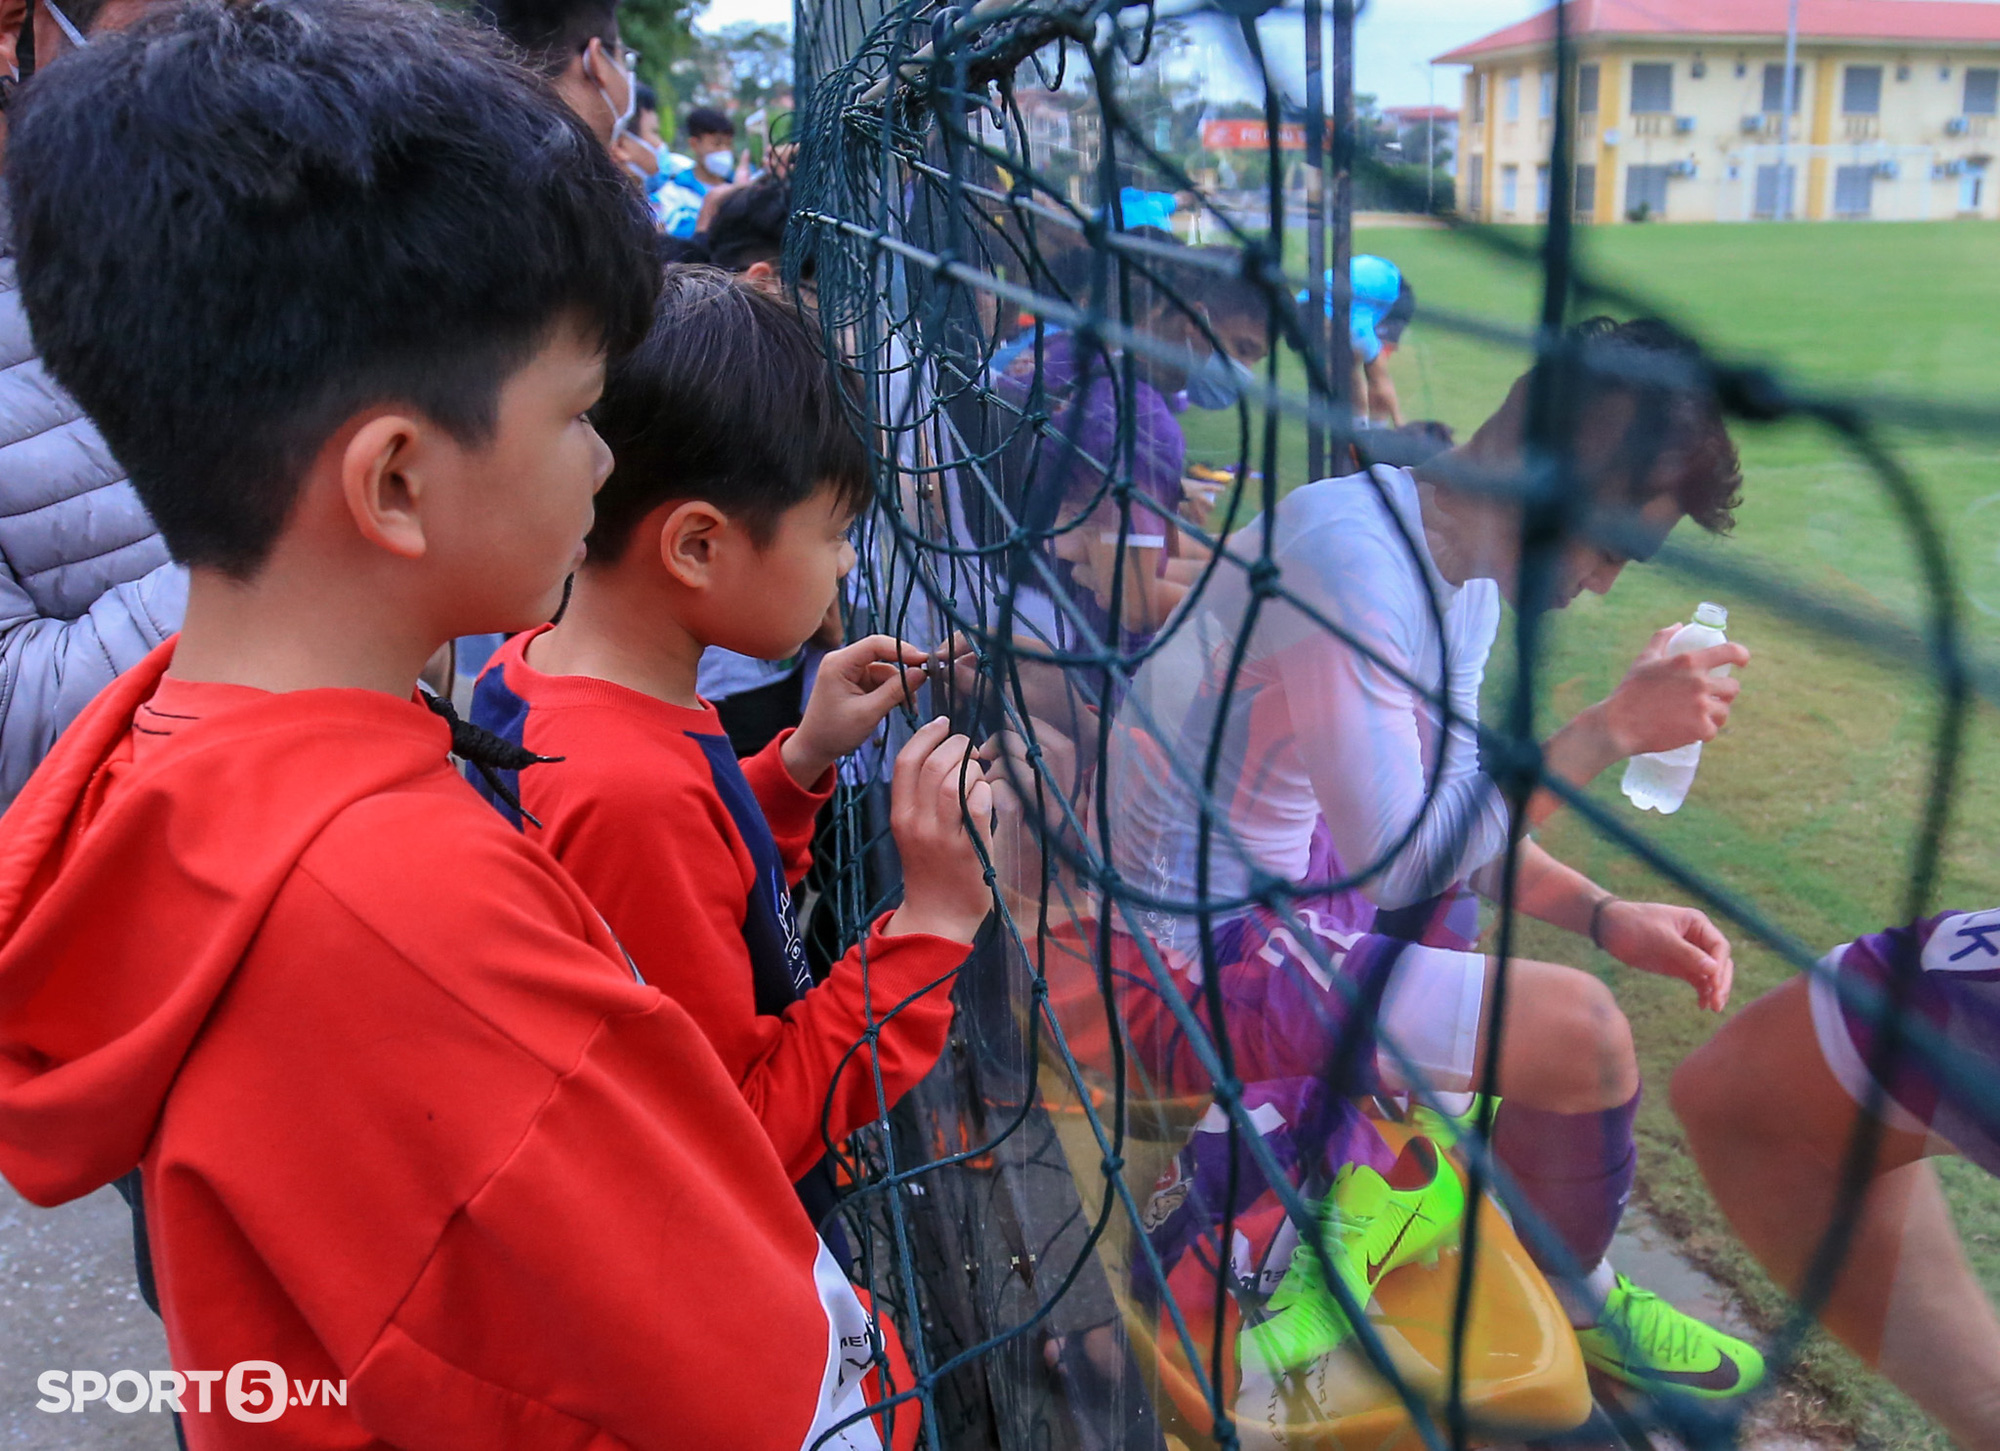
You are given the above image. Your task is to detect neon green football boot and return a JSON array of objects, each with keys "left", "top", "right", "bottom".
[
  {"left": 1575, "top": 1273, "right": 1766, "bottom": 1400},
  {"left": 1240, "top": 1135, "right": 1467, "bottom": 1377},
  {"left": 1406, "top": 1094, "right": 1500, "bottom": 1152}
]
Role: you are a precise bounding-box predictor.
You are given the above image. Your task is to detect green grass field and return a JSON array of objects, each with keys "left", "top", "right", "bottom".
[{"left": 1186, "top": 220, "right": 2000, "bottom": 1447}]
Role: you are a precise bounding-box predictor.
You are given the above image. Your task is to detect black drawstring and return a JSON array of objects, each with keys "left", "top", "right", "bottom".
[{"left": 422, "top": 690, "right": 561, "bottom": 829}]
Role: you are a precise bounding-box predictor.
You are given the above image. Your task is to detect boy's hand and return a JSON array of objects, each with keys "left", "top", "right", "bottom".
[
  {"left": 884, "top": 717, "right": 993, "bottom": 945},
  {"left": 782, "top": 634, "right": 929, "bottom": 788}
]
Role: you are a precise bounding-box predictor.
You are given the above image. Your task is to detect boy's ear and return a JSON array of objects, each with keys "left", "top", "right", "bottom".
[
  {"left": 335, "top": 411, "right": 431, "bottom": 561},
  {"left": 656, "top": 499, "right": 732, "bottom": 589}
]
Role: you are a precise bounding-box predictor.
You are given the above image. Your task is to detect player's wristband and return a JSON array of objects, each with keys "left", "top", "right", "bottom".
[{"left": 1588, "top": 894, "right": 1620, "bottom": 950}]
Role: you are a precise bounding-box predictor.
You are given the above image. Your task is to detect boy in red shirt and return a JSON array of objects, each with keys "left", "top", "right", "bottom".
[
  {"left": 470, "top": 266, "right": 993, "bottom": 1235},
  {"left": 0, "top": 4, "right": 886, "bottom": 1446}
]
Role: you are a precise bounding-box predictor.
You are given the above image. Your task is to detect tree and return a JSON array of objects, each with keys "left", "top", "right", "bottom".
[{"left": 621, "top": 0, "right": 708, "bottom": 104}]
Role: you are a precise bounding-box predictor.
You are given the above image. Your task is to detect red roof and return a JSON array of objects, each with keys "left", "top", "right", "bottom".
[
  {"left": 1434, "top": 0, "right": 2000, "bottom": 64},
  {"left": 1382, "top": 105, "right": 1461, "bottom": 121}
]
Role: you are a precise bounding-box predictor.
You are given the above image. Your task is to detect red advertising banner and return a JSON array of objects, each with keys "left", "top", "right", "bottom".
[{"left": 1200, "top": 119, "right": 1331, "bottom": 151}]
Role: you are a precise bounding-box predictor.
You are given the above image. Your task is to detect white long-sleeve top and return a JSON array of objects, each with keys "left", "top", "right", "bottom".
[{"left": 1109, "top": 465, "right": 1509, "bottom": 940}]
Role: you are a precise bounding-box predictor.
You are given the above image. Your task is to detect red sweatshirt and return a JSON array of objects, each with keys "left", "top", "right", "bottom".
[
  {"left": 468, "top": 628, "right": 964, "bottom": 1189},
  {"left": 0, "top": 643, "right": 878, "bottom": 1450}
]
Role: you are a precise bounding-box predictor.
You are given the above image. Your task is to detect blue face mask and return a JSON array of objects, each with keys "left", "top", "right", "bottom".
[{"left": 1183, "top": 349, "right": 1254, "bottom": 410}]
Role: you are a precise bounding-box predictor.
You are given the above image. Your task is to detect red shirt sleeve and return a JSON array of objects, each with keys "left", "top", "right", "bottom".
[
  {"left": 739, "top": 727, "right": 832, "bottom": 886},
  {"left": 549, "top": 766, "right": 963, "bottom": 1181}
]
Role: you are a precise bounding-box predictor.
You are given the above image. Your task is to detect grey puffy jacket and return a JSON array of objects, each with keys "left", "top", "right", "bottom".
[{"left": 0, "top": 253, "right": 184, "bottom": 809}]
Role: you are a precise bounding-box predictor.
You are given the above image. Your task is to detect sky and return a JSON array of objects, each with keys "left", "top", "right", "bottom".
[{"left": 697, "top": 0, "right": 1545, "bottom": 111}]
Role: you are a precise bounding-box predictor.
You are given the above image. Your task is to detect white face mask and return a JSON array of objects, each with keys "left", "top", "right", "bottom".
[
  {"left": 703, "top": 148, "right": 734, "bottom": 179},
  {"left": 595, "top": 45, "right": 636, "bottom": 144}
]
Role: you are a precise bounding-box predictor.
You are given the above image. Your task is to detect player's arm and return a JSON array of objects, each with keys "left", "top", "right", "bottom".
[
  {"left": 1279, "top": 627, "right": 1511, "bottom": 911},
  {"left": 1473, "top": 838, "right": 1733, "bottom": 1011}
]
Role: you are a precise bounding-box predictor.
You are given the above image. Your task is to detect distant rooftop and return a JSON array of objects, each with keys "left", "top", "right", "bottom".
[
  {"left": 1434, "top": 0, "right": 2000, "bottom": 65},
  {"left": 1382, "top": 105, "right": 1460, "bottom": 121}
]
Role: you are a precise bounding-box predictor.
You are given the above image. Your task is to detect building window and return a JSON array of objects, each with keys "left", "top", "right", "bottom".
[
  {"left": 1504, "top": 73, "right": 1521, "bottom": 121},
  {"left": 1577, "top": 64, "right": 1601, "bottom": 113},
  {"left": 1753, "top": 163, "right": 1797, "bottom": 217},
  {"left": 1843, "top": 65, "right": 1883, "bottom": 115},
  {"left": 1471, "top": 73, "right": 1487, "bottom": 123},
  {"left": 1630, "top": 62, "right": 1673, "bottom": 114},
  {"left": 1501, "top": 163, "right": 1519, "bottom": 211},
  {"left": 1834, "top": 163, "right": 1875, "bottom": 215},
  {"left": 1966, "top": 67, "right": 2000, "bottom": 116},
  {"left": 1626, "top": 164, "right": 1670, "bottom": 219},
  {"left": 1539, "top": 70, "right": 1556, "bottom": 117},
  {"left": 1574, "top": 163, "right": 1598, "bottom": 215},
  {"left": 1761, "top": 63, "right": 1803, "bottom": 114},
  {"left": 1961, "top": 163, "right": 1986, "bottom": 211},
  {"left": 1535, "top": 163, "right": 1551, "bottom": 213},
  {"left": 1468, "top": 159, "right": 1484, "bottom": 212}
]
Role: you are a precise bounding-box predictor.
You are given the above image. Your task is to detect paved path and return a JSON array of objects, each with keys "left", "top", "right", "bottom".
[{"left": 0, "top": 1181, "right": 173, "bottom": 1448}]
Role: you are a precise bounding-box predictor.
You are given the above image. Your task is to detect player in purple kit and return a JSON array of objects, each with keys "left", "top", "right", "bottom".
[{"left": 1675, "top": 908, "right": 2000, "bottom": 1446}]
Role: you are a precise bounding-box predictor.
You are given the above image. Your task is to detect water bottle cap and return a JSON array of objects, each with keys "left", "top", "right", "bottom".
[{"left": 1693, "top": 601, "right": 1727, "bottom": 629}]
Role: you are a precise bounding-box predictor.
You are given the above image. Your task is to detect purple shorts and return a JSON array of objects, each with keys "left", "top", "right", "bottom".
[{"left": 1810, "top": 908, "right": 2000, "bottom": 1175}]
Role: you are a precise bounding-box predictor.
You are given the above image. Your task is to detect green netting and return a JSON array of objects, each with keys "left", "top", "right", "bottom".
[{"left": 779, "top": 4, "right": 1997, "bottom": 1448}]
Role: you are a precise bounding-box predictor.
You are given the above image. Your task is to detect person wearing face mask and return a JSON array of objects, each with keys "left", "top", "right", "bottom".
[
  {"left": 473, "top": 0, "right": 635, "bottom": 150},
  {"left": 992, "top": 245, "right": 1275, "bottom": 670},
  {"left": 655, "top": 106, "right": 736, "bottom": 239},
  {"left": 612, "top": 81, "right": 669, "bottom": 192}
]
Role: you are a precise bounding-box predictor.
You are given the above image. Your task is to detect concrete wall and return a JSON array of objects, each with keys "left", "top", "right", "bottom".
[{"left": 1457, "top": 40, "right": 2000, "bottom": 224}]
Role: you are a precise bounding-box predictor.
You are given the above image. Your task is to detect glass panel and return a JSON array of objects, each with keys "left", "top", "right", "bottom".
[
  {"left": 1843, "top": 65, "right": 1883, "bottom": 115},
  {"left": 1762, "top": 63, "right": 1802, "bottom": 114},
  {"left": 1630, "top": 62, "right": 1673, "bottom": 114},
  {"left": 1966, "top": 67, "right": 1999, "bottom": 116},
  {"left": 1834, "top": 163, "right": 1876, "bottom": 214}
]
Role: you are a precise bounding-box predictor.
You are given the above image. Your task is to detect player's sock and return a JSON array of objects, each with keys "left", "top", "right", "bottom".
[
  {"left": 1554, "top": 1257, "right": 1621, "bottom": 1328},
  {"left": 1491, "top": 1086, "right": 1640, "bottom": 1313}
]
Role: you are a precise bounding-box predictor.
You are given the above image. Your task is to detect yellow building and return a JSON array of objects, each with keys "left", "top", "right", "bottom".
[{"left": 1437, "top": 0, "right": 2000, "bottom": 223}]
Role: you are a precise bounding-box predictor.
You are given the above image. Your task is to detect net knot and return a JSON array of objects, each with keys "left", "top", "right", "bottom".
[
  {"left": 1716, "top": 363, "right": 1790, "bottom": 423},
  {"left": 1484, "top": 731, "right": 1545, "bottom": 794},
  {"left": 1246, "top": 558, "right": 1284, "bottom": 597}
]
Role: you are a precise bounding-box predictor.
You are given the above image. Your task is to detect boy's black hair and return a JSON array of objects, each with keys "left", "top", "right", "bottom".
[
  {"left": 685, "top": 105, "right": 733, "bottom": 138},
  {"left": 472, "top": 0, "right": 617, "bottom": 74},
  {"left": 587, "top": 267, "right": 870, "bottom": 563},
  {"left": 634, "top": 81, "right": 658, "bottom": 116},
  {"left": 705, "top": 178, "right": 789, "bottom": 272},
  {"left": 8, "top": 0, "right": 659, "bottom": 578}
]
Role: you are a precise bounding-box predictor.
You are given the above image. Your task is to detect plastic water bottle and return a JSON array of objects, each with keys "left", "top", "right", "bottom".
[{"left": 1620, "top": 602, "right": 1731, "bottom": 815}]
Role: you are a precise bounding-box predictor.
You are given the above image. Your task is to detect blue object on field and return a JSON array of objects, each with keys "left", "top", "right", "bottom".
[
  {"left": 1293, "top": 254, "right": 1403, "bottom": 363},
  {"left": 1116, "top": 187, "right": 1178, "bottom": 232}
]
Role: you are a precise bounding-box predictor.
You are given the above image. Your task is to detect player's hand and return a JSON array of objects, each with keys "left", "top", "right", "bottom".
[
  {"left": 783, "top": 634, "right": 929, "bottom": 788},
  {"left": 1598, "top": 625, "right": 1750, "bottom": 760},
  {"left": 885, "top": 717, "right": 993, "bottom": 944},
  {"left": 1595, "top": 898, "right": 1734, "bottom": 1012}
]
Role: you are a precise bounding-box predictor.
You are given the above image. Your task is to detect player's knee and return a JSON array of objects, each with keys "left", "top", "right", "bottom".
[{"left": 1565, "top": 971, "right": 1638, "bottom": 1107}]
